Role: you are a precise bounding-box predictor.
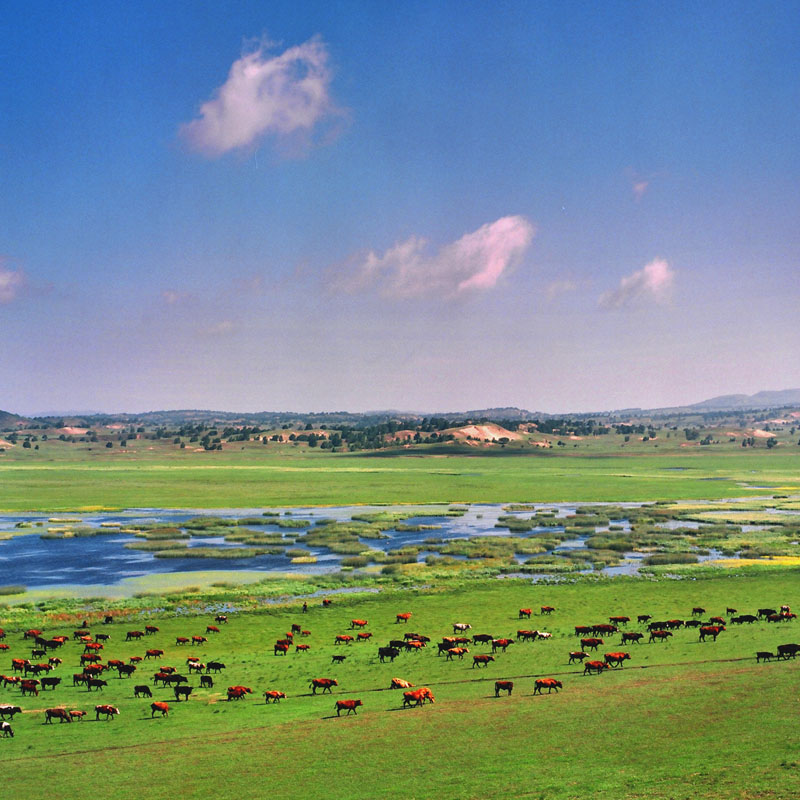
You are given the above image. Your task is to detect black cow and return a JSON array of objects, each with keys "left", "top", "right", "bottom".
[
  {"left": 173, "top": 686, "right": 193, "bottom": 701},
  {"left": 134, "top": 685, "right": 152, "bottom": 698},
  {"left": 378, "top": 647, "right": 400, "bottom": 663}
]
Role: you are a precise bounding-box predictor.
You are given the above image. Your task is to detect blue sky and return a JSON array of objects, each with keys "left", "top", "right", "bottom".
[{"left": 2, "top": 1, "right": 798, "bottom": 414}]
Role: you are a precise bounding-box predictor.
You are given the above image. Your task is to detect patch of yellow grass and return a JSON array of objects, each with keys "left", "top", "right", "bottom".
[{"left": 706, "top": 556, "right": 800, "bottom": 568}]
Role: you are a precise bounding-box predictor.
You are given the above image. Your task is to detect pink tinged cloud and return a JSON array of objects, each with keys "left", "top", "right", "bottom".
[
  {"left": 599, "top": 258, "right": 675, "bottom": 309},
  {"left": 0, "top": 261, "right": 26, "bottom": 304},
  {"left": 180, "top": 36, "right": 338, "bottom": 157},
  {"left": 341, "top": 215, "right": 535, "bottom": 298},
  {"left": 632, "top": 180, "right": 649, "bottom": 200}
]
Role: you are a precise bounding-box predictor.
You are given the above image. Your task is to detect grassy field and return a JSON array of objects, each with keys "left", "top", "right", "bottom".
[
  {"left": 1, "top": 443, "right": 799, "bottom": 510},
  {"left": 2, "top": 573, "right": 799, "bottom": 798}
]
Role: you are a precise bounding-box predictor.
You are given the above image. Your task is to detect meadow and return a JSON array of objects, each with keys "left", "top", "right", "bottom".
[{"left": 2, "top": 573, "right": 799, "bottom": 799}]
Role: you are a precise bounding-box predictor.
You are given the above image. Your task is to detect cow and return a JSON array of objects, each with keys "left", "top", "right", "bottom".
[
  {"left": 144, "top": 626, "right": 159, "bottom": 635},
  {"left": 2, "top": 676, "right": 20, "bottom": 688},
  {"left": 684, "top": 620, "right": 703, "bottom": 628},
  {"left": 453, "top": 623, "right": 472, "bottom": 634},
  {"left": 322, "top": 598, "right": 333, "bottom": 607},
  {"left": 609, "top": 616, "right": 630, "bottom": 626},
  {"left": 492, "top": 638, "right": 514, "bottom": 653},
  {"left": 191, "top": 636, "right": 207, "bottom": 646},
  {"left": 756, "top": 651, "right": 775, "bottom": 663},
  {"left": 151, "top": 701, "right": 169, "bottom": 717},
  {"left": 95, "top": 705, "right": 119, "bottom": 720},
  {"left": 72, "top": 673, "right": 87, "bottom": 686},
  {"left": 580, "top": 638, "right": 603, "bottom": 651},
  {"left": 0, "top": 722, "right": 13, "bottom": 738},
  {"left": 731, "top": 614, "right": 758, "bottom": 624},
  {"left": 301, "top": 630, "right": 311, "bottom": 637},
  {"left": 349, "top": 620, "right": 368, "bottom": 629},
  {"left": 41, "top": 676, "right": 61, "bottom": 690},
  {"left": 334, "top": 635, "right": 353, "bottom": 645},
  {"left": 126, "top": 631, "right": 144, "bottom": 641},
  {"left": 80, "top": 654, "right": 101, "bottom": 665},
  {"left": 472, "top": 633, "right": 494, "bottom": 645},
  {"left": 583, "top": 660, "right": 610, "bottom": 675},
  {"left": 215, "top": 614, "right": 228, "bottom": 624},
  {"left": 295, "top": 644, "right": 310, "bottom": 653},
  {"left": 402, "top": 688, "right": 434, "bottom": 707},
  {"left": 758, "top": 608, "right": 777, "bottom": 619},
  {"left": 129, "top": 657, "right": 143, "bottom": 664},
  {"left": 699, "top": 625, "right": 725, "bottom": 642},
  {"left": 0, "top": 645, "right": 8, "bottom": 652},
  {"left": 290, "top": 624, "right": 302, "bottom": 635},
  {"left": 69, "top": 710, "right": 86, "bottom": 721},
  {"left": 519, "top": 608, "right": 532, "bottom": 619},
  {"left": 45, "top": 708, "right": 72, "bottom": 724},
  {"left": 103, "top": 615, "right": 114, "bottom": 625},
  {"left": 331, "top": 655, "right": 346, "bottom": 664},
  {"left": 516, "top": 630, "right": 538, "bottom": 642},
  {"left": 389, "top": 639, "right": 407, "bottom": 650},
  {"left": 649, "top": 630, "right": 672, "bottom": 643},
  {"left": 107, "top": 659, "right": 125, "bottom": 670},
  {"left": 637, "top": 614, "right": 652, "bottom": 624},
  {"left": 390, "top": 678, "right": 413, "bottom": 689},
  {"left": 709, "top": 616, "right": 726, "bottom": 626},
  {"left": 446, "top": 647, "right": 469, "bottom": 660},
  {"left": 335, "top": 699, "right": 362, "bottom": 716},
  {"left": 691, "top": 607, "right": 706, "bottom": 617},
  {"left": 175, "top": 637, "right": 189, "bottom": 645},
  {"left": 534, "top": 631, "right": 552, "bottom": 641},
  {"left": 495, "top": 680, "right": 513, "bottom": 697},
  {"left": 187, "top": 662, "right": 205, "bottom": 673},
  {"left": 206, "top": 626, "right": 220, "bottom": 634},
  {"left": 159, "top": 666, "right": 176, "bottom": 674},
  {"left": 533, "top": 678, "right": 563, "bottom": 694},
  {"left": 165, "top": 674, "right": 188, "bottom": 686},
  {"left": 356, "top": 633, "right": 373, "bottom": 642},
  {"left": 206, "top": 661, "right": 226, "bottom": 673},
  {"left": 396, "top": 613, "right": 412, "bottom": 624},
  {"left": 118, "top": 665, "right": 137, "bottom": 678},
  {"left": 777, "top": 643, "right": 800, "bottom": 660},
  {"left": 21, "top": 679, "right": 39, "bottom": 696},
  {"left": 23, "top": 629, "right": 42, "bottom": 640},
  {"left": 0, "top": 705, "right": 22, "bottom": 720},
  {"left": 540, "top": 606, "right": 555, "bottom": 615},
  {"left": 274, "top": 643, "right": 289, "bottom": 656},
  {"left": 568, "top": 651, "right": 588, "bottom": 664},
  {"left": 621, "top": 632, "right": 643, "bottom": 645},
  {"left": 592, "top": 624, "right": 618, "bottom": 637},
  {"left": 264, "top": 691, "right": 286, "bottom": 703},
  {"left": 134, "top": 685, "right": 152, "bottom": 698},
  {"left": 378, "top": 647, "right": 400, "bottom": 663},
  {"left": 574, "top": 626, "right": 592, "bottom": 637},
  {"left": 144, "top": 649, "right": 164, "bottom": 660},
  {"left": 86, "top": 678, "right": 108, "bottom": 691},
  {"left": 781, "top": 605, "right": 791, "bottom": 614},
  {"left": 226, "top": 686, "right": 252, "bottom": 701},
  {"left": 604, "top": 652, "right": 631, "bottom": 668},
  {"left": 200, "top": 675, "right": 213, "bottom": 688},
  {"left": 11, "top": 659, "right": 28, "bottom": 673},
  {"left": 310, "top": 678, "right": 338, "bottom": 695},
  {"left": 403, "top": 632, "right": 428, "bottom": 642},
  {"left": 472, "top": 654, "right": 494, "bottom": 668},
  {"left": 404, "top": 640, "right": 426, "bottom": 652},
  {"left": 173, "top": 686, "right": 192, "bottom": 702}
]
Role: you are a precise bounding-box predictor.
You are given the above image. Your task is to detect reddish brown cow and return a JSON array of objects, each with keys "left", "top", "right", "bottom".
[
  {"left": 274, "top": 643, "right": 289, "bottom": 656},
  {"left": 492, "top": 638, "right": 515, "bottom": 653},
  {"left": 95, "top": 704, "right": 119, "bottom": 720},
  {"left": 472, "top": 654, "right": 495, "bottom": 668},
  {"left": 69, "top": 710, "right": 86, "bottom": 721},
  {"left": 206, "top": 626, "right": 220, "bottom": 634},
  {"left": 649, "top": 630, "right": 672, "bottom": 643},
  {"left": 191, "top": 636, "right": 207, "bottom": 646},
  {"left": 145, "top": 625, "right": 159, "bottom": 635},
  {"left": 349, "top": 620, "right": 368, "bottom": 629},
  {"left": 402, "top": 688, "right": 434, "bottom": 707},
  {"left": 356, "top": 632, "right": 373, "bottom": 641},
  {"left": 445, "top": 647, "right": 469, "bottom": 660},
  {"left": 495, "top": 680, "right": 514, "bottom": 696},
  {"left": 390, "top": 678, "right": 413, "bottom": 689},
  {"left": 621, "top": 632, "right": 643, "bottom": 644},
  {"left": 699, "top": 625, "right": 725, "bottom": 642},
  {"left": 604, "top": 652, "right": 631, "bottom": 667},
  {"left": 21, "top": 679, "right": 40, "bottom": 696},
  {"left": 568, "top": 651, "right": 588, "bottom": 664},
  {"left": 540, "top": 606, "right": 555, "bottom": 615},
  {"left": 226, "top": 686, "right": 252, "bottom": 701},
  {"left": 295, "top": 644, "right": 310, "bottom": 653},
  {"left": 580, "top": 637, "right": 603, "bottom": 651},
  {"left": 175, "top": 637, "right": 189, "bottom": 645},
  {"left": 45, "top": 707, "right": 72, "bottom": 724},
  {"left": 310, "top": 678, "right": 338, "bottom": 694},
  {"left": 334, "top": 635, "right": 353, "bottom": 645},
  {"left": 151, "top": 701, "right": 169, "bottom": 717},
  {"left": 144, "top": 649, "right": 164, "bottom": 659},
  {"left": 583, "top": 660, "right": 609, "bottom": 675},
  {"left": 609, "top": 616, "right": 630, "bottom": 625},
  {"left": 396, "top": 613, "right": 412, "bottom": 623},
  {"left": 534, "top": 678, "right": 563, "bottom": 694},
  {"left": 519, "top": 608, "right": 532, "bottom": 619},
  {"left": 264, "top": 691, "right": 286, "bottom": 703},
  {"left": 335, "top": 699, "right": 362, "bottom": 715}
]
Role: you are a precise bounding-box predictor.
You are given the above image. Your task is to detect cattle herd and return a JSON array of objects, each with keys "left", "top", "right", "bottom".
[{"left": 0, "top": 600, "right": 796, "bottom": 740}]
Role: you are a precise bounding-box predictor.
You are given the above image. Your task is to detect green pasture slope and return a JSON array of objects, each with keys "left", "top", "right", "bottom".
[
  {"left": 1, "top": 445, "right": 799, "bottom": 510},
  {"left": 3, "top": 573, "right": 799, "bottom": 799}
]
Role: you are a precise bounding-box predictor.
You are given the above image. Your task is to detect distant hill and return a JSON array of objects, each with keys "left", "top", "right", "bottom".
[
  {"left": 689, "top": 389, "right": 800, "bottom": 411},
  {"left": 0, "top": 409, "right": 28, "bottom": 430}
]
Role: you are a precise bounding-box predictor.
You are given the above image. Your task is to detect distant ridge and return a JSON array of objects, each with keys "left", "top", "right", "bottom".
[{"left": 688, "top": 389, "right": 800, "bottom": 411}]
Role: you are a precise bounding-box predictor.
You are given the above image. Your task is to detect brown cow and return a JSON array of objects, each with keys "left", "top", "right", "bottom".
[
  {"left": 445, "top": 647, "right": 469, "bottom": 660},
  {"left": 95, "top": 704, "right": 119, "bottom": 720},
  {"left": 349, "top": 620, "right": 368, "bottom": 629},
  {"left": 495, "top": 680, "right": 513, "bottom": 697},
  {"left": 604, "top": 652, "right": 631, "bottom": 668},
  {"left": 396, "top": 613, "right": 412, "bottom": 623},
  {"left": 310, "top": 678, "right": 338, "bottom": 694},
  {"left": 402, "top": 688, "right": 434, "bottom": 707},
  {"left": 580, "top": 637, "right": 603, "bottom": 651},
  {"left": 649, "top": 630, "right": 672, "bottom": 643},
  {"left": 264, "top": 691, "right": 286, "bottom": 703},
  {"left": 335, "top": 699, "right": 362, "bottom": 716},
  {"left": 492, "top": 638, "right": 514, "bottom": 653},
  {"left": 472, "top": 654, "right": 495, "bottom": 668},
  {"left": 151, "top": 701, "right": 169, "bottom": 717},
  {"left": 699, "top": 625, "right": 725, "bottom": 642},
  {"left": 334, "top": 635, "right": 353, "bottom": 645},
  {"left": 45, "top": 708, "right": 72, "bottom": 724},
  {"left": 390, "top": 678, "right": 413, "bottom": 689},
  {"left": 583, "top": 660, "right": 609, "bottom": 675},
  {"left": 533, "top": 678, "right": 563, "bottom": 694},
  {"left": 519, "top": 608, "right": 532, "bottom": 619}
]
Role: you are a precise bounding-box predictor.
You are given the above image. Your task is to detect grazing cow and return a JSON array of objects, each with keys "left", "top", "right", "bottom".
[
  {"left": 126, "top": 631, "right": 144, "bottom": 641},
  {"left": 41, "top": 676, "right": 61, "bottom": 690},
  {"left": 533, "top": 678, "right": 562, "bottom": 694},
  {"left": 159, "top": 666, "right": 176, "bottom": 674},
  {"left": 534, "top": 631, "right": 552, "bottom": 641},
  {"left": 390, "top": 678, "right": 413, "bottom": 689},
  {"left": 215, "top": 614, "right": 228, "bottom": 624},
  {"left": 726, "top": 607, "right": 737, "bottom": 615},
  {"left": 95, "top": 705, "right": 119, "bottom": 720},
  {"left": 378, "top": 647, "right": 400, "bottom": 663},
  {"left": 200, "top": 675, "right": 213, "bottom": 688},
  {"left": 322, "top": 598, "right": 333, "bottom": 607},
  {"left": 274, "top": 643, "right": 289, "bottom": 656},
  {"left": 583, "top": 660, "right": 609, "bottom": 675},
  {"left": 129, "top": 657, "right": 143, "bottom": 663},
  {"left": 45, "top": 708, "right": 72, "bottom": 724},
  {"left": 777, "top": 643, "right": 800, "bottom": 660},
  {"left": 226, "top": 686, "right": 252, "bottom": 701},
  {"left": 404, "top": 640, "right": 426, "bottom": 652},
  {"left": 175, "top": 637, "right": 189, "bottom": 646},
  {"left": 492, "top": 638, "right": 514, "bottom": 653},
  {"left": 758, "top": 608, "right": 777, "bottom": 619},
  {"left": 472, "top": 634, "right": 495, "bottom": 645},
  {"left": 335, "top": 699, "right": 362, "bottom": 716},
  {"left": 173, "top": 686, "right": 192, "bottom": 702},
  {"left": 144, "top": 626, "right": 159, "bottom": 635},
  {"left": 453, "top": 623, "right": 472, "bottom": 634},
  {"left": 756, "top": 651, "right": 775, "bottom": 663},
  {"left": 206, "top": 626, "right": 220, "bottom": 634},
  {"left": 604, "top": 652, "right": 631, "bottom": 668},
  {"left": 709, "top": 616, "right": 726, "bottom": 626},
  {"left": 649, "top": 630, "right": 672, "bottom": 643},
  {"left": 609, "top": 616, "right": 630, "bottom": 626},
  {"left": 310, "top": 678, "right": 338, "bottom": 695},
  {"left": 118, "top": 665, "right": 137, "bottom": 678},
  {"left": 446, "top": 647, "right": 469, "bottom": 660},
  {"left": 540, "top": 606, "right": 555, "bottom": 615},
  {"left": 356, "top": 633, "right": 373, "bottom": 642},
  {"left": 21, "top": 679, "right": 40, "bottom": 696},
  {"left": 144, "top": 649, "right": 164, "bottom": 659},
  {"left": 151, "top": 701, "right": 169, "bottom": 717},
  {"left": 691, "top": 607, "right": 706, "bottom": 617},
  {"left": 69, "top": 710, "right": 86, "bottom": 721},
  {"left": 264, "top": 691, "right": 286, "bottom": 703},
  {"left": 495, "top": 680, "right": 513, "bottom": 697},
  {"left": 331, "top": 655, "right": 346, "bottom": 664},
  {"left": 472, "top": 655, "right": 494, "bottom": 668},
  {"left": 349, "top": 620, "right": 368, "bottom": 629},
  {"left": 574, "top": 626, "right": 592, "bottom": 637},
  {"left": 637, "top": 614, "right": 652, "bottom": 624},
  {"left": 134, "top": 685, "right": 152, "bottom": 698},
  {"left": 301, "top": 630, "right": 311, "bottom": 637},
  {"left": 580, "top": 638, "right": 603, "bottom": 651},
  {"left": 402, "top": 688, "right": 434, "bottom": 707},
  {"left": 187, "top": 662, "right": 205, "bottom": 673},
  {"left": 621, "top": 632, "right": 643, "bottom": 644},
  {"left": 290, "top": 624, "right": 302, "bottom": 635},
  {"left": 0, "top": 705, "right": 22, "bottom": 720},
  {"left": 0, "top": 722, "right": 13, "bottom": 738},
  {"left": 519, "top": 608, "right": 532, "bottom": 619},
  {"left": 86, "top": 678, "right": 108, "bottom": 691},
  {"left": 732, "top": 614, "right": 758, "bottom": 625},
  {"left": 295, "top": 644, "right": 310, "bottom": 653},
  {"left": 698, "top": 625, "right": 725, "bottom": 642},
  {"left": 568, "top": 651, "right": 588, "bottom": 664},
  {"left": 23, "top": 629, "right": 42, "bottom": 640},
  {"left": 11, "top": 659, "right": 28, "bottom": 673},
  {"left": 206, "top": 661, "right": 226, "bottom": 673},
  {"left": 334, "top": 635, "right": 353, "bottom": 646},
  {"left": 191, "top": 636, "right": 207, "bottom": 646},
  {"left": 396, "top": 613, "right": 412, "bottom": 624}
]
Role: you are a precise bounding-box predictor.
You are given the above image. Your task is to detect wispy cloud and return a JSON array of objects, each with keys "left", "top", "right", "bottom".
[
  {"left": 162, "top": 289, "right": 192, "bottom": 305},
  {"left": 545, "top": 278, "right": 578, "bottom": 302},
  {"left": 333, "top": 215, "right": 535, "bottom": 299},
  {"left": 0, "top": 259, "right": 26, "bottom": 304},
  {"left": 632, "top": 180, "right": 649, "bottom": 201},
  {"left": 180, "top": 36, "right": 340, "bottom": 157},
  {"left": 203, "top": 320, "right": 236, "bottom": 336},
  {"left": 599, "top": 258, "right": 675, "bottom": 309}
]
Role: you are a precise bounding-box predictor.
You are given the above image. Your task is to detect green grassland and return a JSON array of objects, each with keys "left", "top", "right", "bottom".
[
  {"left": 2, "top": 573, "right": 799, "bottom": 799},
  {"left": 1, "top": 436, "right": 799, "bottom": 510}
]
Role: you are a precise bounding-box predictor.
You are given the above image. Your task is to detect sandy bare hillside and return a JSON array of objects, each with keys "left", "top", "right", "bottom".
[{"left": 447, "top": 423, "right": 522, "bottom": 442}]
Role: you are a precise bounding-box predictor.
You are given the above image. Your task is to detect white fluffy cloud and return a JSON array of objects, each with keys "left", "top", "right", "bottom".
[
  {"left": 180, "top": 36, "right": 338, "bottom": 157},
  {"left": 337, "top": 216, "right": 535, "bottom": 298},
  {"left": 0, "top": 261, "right": 25, "bottom": 304},
  {"left": 599, "top": 258, "right": 675, "bottom": 309}
]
